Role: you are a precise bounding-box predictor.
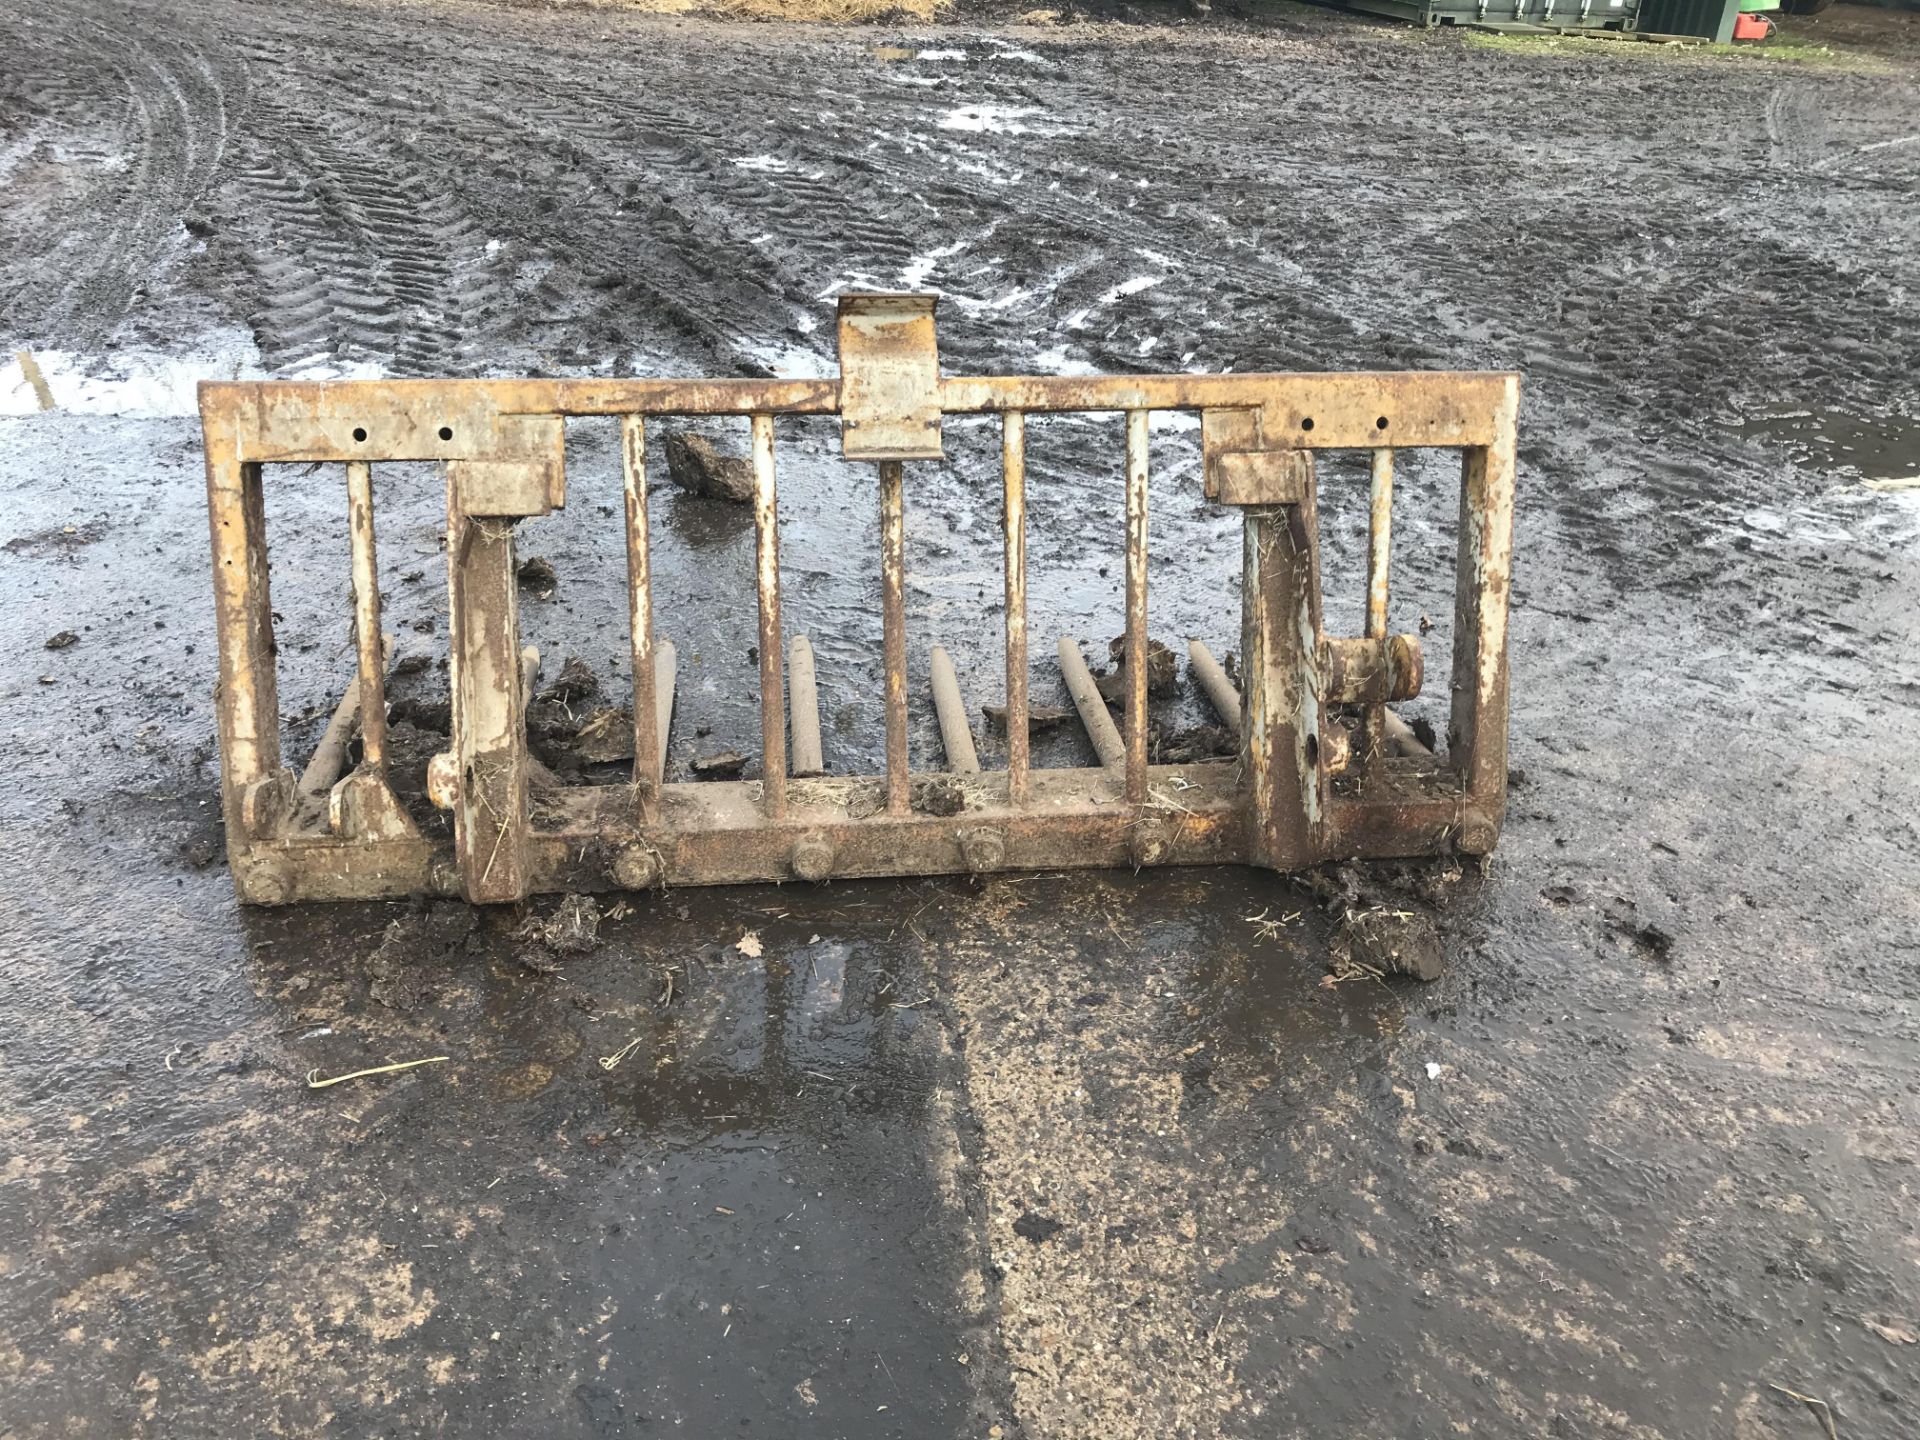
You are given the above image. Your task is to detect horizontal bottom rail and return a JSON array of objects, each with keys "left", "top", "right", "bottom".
[{"left": 229, "top": 761, "right": 1471, "bottom": 904}]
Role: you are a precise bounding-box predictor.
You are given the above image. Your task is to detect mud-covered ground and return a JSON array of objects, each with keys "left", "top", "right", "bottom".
[{"left": 2, "top": 1, "right": 1919, "bottom": 1436}]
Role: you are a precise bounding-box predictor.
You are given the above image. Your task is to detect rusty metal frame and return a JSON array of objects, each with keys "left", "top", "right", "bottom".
[{"left": 201, "top": 294, "right": 1517, "bottom": 905}]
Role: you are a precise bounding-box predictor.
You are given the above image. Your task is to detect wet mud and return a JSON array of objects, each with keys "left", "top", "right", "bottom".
[{"left": 2, "top": 0, "right": 1919, "bottom": 1436}]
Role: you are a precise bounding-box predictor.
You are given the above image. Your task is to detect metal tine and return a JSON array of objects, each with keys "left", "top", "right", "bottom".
[
  {"left": 344, "top": 460, "right": 389, "bottom": 773},
  {"left": 652, "top": 640, "right": 677, "bottom": 790},
  {"left": 1058, "top": 635, "right": 1125, "bottom": 770},
  {"left": 788, "top": 633, "right": 824, "bottom": 777},
  {"left": 1362, "top": 446, "right": 1394, "bottom": 773},
  {"left": 519, "top": 644, "right": 540, "bottom": 709},
  {"left": 298, "top": 669, "right": 366, "bottom": 803},
  {"left": 1186, "top": 639, "right": 1241, "bottom": 739},
  {"left": 1002, "top": 411, "right": 1029, "bottom": 805},
  {"left": 297, "top": 634, "right": 391, "bottom": 803},
  {"left": 753, "top": 414, "right": 786, "bottom": 818},
  {"left": 1123, "top": 409, "right": 1150, "bottom": 804},
  {"left": 880, "top": 459, "right": 909, "bottom": 816},
  {"left": 621, "top": 415, "right": 660, "bottom": 817},
  {"left": 1381, "top": 698, "right": 1432, "bottom": 759},
  {"left": 930, "top": 645, "right": 979, "bottom": 774}
]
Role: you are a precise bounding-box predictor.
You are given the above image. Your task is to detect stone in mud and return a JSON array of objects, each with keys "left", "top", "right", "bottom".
[
  {"left": 1012, "top": 1211, "right": 1064, "bottom": 1244},
  {"left": 572, "top": 706, "right": 635, "bottom": 763},
  {"left": 539, "top": 656, "right": 599, "bottom": 705},
  {"left": 177, "top": 824, "right": 223, "bottom": 870},
  {"left": 665, "top": 433, "right": 755, "bottom": 504},
  {"left": 516, "top": 555, "right": 558, "bottom": 597},
  {"left": 1341, "top": 905, "right": 1445, "bottom": 982},
  {"left": 1098, "top": 635, "right": 1178, "bottom": 702},
  {"left": 45, "top": 630, "right": 78, "bottom": 650},
  {"left": 691, "top": 749, "right": 747, "bottom": 779}
]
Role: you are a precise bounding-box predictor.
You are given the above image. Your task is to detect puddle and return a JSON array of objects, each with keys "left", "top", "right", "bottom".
[{"left": 1728, "top": 406, "right": 1920, "bottom": 485}]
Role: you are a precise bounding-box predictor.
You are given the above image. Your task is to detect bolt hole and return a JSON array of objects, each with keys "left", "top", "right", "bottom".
[
  {"left": 1300, "top": 417, "right": 1315, "bottom": 432},
  {"left": 1376, "top": 416, "right": 1389, "bottom": 430},
  {"left": 438, "top": 425, "right": 453, "bottom": 441},
  {"left": 352, "top": 426, "right": 368, "bottom": 443}
]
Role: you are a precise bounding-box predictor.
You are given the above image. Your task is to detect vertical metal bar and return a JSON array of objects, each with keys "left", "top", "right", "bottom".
[
  {"left": 1002, "top": 412, "right": 1029, "bottom": 806},
  {"left": 1447, "top": 384, "right": 1518, "bottom": 851},
  {"left": 1241, "top": 462, "right": 1326, "bottom": 872},
  {"left": 1361, "top": 447, "right": 1394, "bottom": 773},
  {"left": 204, "top": 437, "right": 282, "bottom": 810},
  {"left": 1123, "top": 409, "right": 1150, "bottom": 804},
  {"left": 205, "top": 421, "right": 300, "bottom": 898},
  {"left": 344, "top": 460, "right": 388, "bottom": 772},
  {"left": 621, "top": 415, "right": 659, "bottom": 818},
  {"left": 752, "top": 414, "right": 786, "bottom": 819},
  {"left": 880, "top": 459, "right": 909, "bottom": 816},
  {"left": 446, "top": 505, "right": 530, "bottom": 904},
  {"left": 1364, "top": 449, "right": 1395, "bottom": 638}
]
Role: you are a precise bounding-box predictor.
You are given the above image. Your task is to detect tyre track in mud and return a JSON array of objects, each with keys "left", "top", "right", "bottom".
[
  {"left": 9, "top": 0, "right": 1913, "bottom": 495},
  {"left": 839, "top": 48, "right": 1372, "bottom": 373},
  {"left": 214, "top": 95, "right": 513, "bottom": 376},
  {"left": 428, "top": 82, "right": 819, "bottom": 369},
  {"left": 0, "top": 4, "right": 233, "bottom": 347}
]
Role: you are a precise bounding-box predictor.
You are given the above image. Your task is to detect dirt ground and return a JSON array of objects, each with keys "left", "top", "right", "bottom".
[{"left": 2, "top": 0, "right": 1919, "bottom": 1436}]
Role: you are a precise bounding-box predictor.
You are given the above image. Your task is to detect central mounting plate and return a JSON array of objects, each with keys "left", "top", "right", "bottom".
[{"left": 837, "top": 292, "right": 944, "bottom": 463}]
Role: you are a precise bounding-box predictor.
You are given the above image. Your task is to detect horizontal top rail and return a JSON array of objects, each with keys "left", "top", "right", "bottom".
[
  {"left": 939, "top": 373, "right": 1516, "bottom": 448},
  {"left": 200, "top": 370, "right": 1518, "bottom": 463}
]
